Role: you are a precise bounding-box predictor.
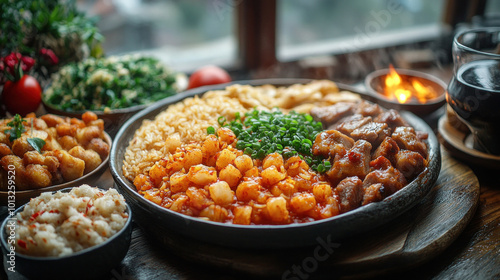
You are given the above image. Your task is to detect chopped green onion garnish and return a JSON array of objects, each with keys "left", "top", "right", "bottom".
[
  {"left": 218, "top": 109, "right": 328, "bottom": 172},
  {"left": 244, "top": 147, "right": 253, "bottom": 155},
  {"left": 207, "top": 126, "right": 216, "bottom": 135},
  {"left": 218, "top": 116, "right": 226, "bottom": 126}
]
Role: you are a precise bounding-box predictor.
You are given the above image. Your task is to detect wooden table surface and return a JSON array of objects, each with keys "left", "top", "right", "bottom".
[{"left": 380, "top": 159, "right": 500, "bottom": 280}]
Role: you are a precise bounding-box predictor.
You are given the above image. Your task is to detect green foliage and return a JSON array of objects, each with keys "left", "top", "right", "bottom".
[
  {"left": 27, "top": 118, "right": 46, "bottom": 153},
  {"left": 0, "top": 0, "right": 102, "bottom": 72},
  {"left": 27, "top": 137, "right": 46, "bottom": 153}
]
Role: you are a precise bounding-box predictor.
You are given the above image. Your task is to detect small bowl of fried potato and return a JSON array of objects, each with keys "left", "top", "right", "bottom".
[{"left": 0, "top": 112, "right": 111, "bottom": 206}]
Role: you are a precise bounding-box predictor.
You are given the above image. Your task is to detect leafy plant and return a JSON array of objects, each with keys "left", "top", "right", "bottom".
[{"left": 0, "top": 0, "right": 103, "bottom": 82}]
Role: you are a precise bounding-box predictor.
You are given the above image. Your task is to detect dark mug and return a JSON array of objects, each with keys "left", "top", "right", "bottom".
[{"left": 446, "top": 28, "right": 500, "bottom": 155}]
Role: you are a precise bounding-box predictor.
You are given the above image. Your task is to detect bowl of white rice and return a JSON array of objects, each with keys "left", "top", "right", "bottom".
[{"left": 0, "top": 185, "right": 132, "bottom": 280}]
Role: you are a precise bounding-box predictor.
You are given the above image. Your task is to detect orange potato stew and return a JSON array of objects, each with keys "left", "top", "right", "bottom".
[{"left": 133, "top": 128, "right": 338, "bottom": 224}]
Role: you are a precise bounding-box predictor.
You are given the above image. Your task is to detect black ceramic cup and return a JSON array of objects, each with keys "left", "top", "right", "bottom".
[{"left": 446, "top": 28, "right": 500, "bottom": 155}]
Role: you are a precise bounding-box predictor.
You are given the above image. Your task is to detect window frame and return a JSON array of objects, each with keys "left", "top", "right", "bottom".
[{"left": 235, "top": 0, "right": 492, "bottom": 74}]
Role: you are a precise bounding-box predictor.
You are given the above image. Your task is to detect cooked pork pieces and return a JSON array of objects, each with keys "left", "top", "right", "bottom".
[
  {"left": 311, "top": 100, "right": 428, "bottom": 209},
  {"left": 326, "top": 140, "right": 372, "bottom": 185},
  {"left": 310, "top": 102, "right": 356, "bottom": 127},
  {"left": 312, "top": 130, "right": 354, "bottom": 159}
]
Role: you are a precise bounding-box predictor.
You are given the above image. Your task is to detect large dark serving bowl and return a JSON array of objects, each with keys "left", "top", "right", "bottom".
[{"left": 110, "top": 79, "right": 441, "bottom": 249}]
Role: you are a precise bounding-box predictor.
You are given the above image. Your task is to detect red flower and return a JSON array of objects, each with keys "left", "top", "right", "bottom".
[
  {"left": 3, "top": 53, "right": 20, "bottom": 75},
  {"left": 1, "top": 52, "right": 36, "bottom": 82},
  {"left": 21, "top": 56, "right": 36, "bottom": 71},
  {"left": 39, "top": 48, "right": 59, "bottom": 65}
]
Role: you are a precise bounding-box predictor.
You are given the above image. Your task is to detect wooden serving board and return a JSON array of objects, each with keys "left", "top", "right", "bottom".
[{"left": 2, "top": 149, "right": 479, "bottom": 280}]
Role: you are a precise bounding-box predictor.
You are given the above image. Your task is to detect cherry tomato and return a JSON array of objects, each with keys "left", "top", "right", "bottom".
[
  {"left": 187, "top": 65, "right": 231, "bottom": 90},
  {"left": 2, "top": 75, "right": 42, "bottom": 116}
]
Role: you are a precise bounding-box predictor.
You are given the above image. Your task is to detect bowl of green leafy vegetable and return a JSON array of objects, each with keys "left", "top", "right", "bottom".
[{"left": 42, "top": 55, "right": 186, "bottom": 136}]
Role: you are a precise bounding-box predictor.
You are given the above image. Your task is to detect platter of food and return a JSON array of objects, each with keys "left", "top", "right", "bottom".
[
  {"left": 0, "top": 112, "right": 111, "bottom": 206},
  {"left": 110, "top": 79, "right": 441, "bottom": 249}
]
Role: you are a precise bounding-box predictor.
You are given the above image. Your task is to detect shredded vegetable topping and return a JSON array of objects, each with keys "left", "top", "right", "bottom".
[{"left": 44, "top": 55, "right": 179, "bottom": 111}]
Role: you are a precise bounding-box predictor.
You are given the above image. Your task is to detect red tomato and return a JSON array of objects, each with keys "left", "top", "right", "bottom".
[
  {"left": 2, "top": 75, "right": 42, "bottom": 116},
  {"left": 187, "top": 65, "right": 231, "bottom": 90}
]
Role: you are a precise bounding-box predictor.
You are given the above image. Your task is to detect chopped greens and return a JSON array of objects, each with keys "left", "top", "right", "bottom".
[
  {"left": 207, "top": 126, "right": 216, "bottom": 135},
  {"left": 4, "top": 115, "right": 26, "bottom": 142},
  {"left": 43, "top": 55, "right": 180, "bottom": 111},
  {"left": 4, "top": 115, "right": 46, "bottom": 153},
  {"left": 221, "top": 109, "right": 330, "bottom": 172}
]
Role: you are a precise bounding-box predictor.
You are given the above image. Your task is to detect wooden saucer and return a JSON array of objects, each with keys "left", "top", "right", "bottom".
[{"left": 438, "top": 115, "right": 500, "bottom": 169}]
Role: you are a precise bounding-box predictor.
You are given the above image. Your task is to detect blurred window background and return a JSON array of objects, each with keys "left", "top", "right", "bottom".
[
  {"left": 277, "top": 0, "right": 445, "bottom": 60},
  {"left": 75, "top": 0, "right": 500, "bottom": 78},
  {"left": 486, "top": 0, "right": 500, "bottom": 15},
  {"left": 77, "top": 0, "right": 237, "bottom": 71}
]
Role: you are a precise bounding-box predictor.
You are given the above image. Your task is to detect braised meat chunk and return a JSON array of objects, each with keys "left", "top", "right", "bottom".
[
  {"left": 362, "top": 183, "right": 384, "bottom": 205},
  {"left": 355, "top": 100, "right": 383, "bottom": 117},
  {"left": 394, "top": 150, "right": 426, "bottom": 181},
  {"left": 392, "top": 126, "right": 428, "bottom": 158},
  {"left": 333, "top": 114, "right": 372, "bottom": 135},
  {"left": 335, "top": 177, "right": 364, "bottom": 213},
  {"left": 372, "top": 137, "right": 400, "bottom": 164},
  {"left": 313, "top": 130, "right": 354, "bottom": 159},
  {"left": 374, "top": 109, "right": 409, "bottom": 130},
  {"left": 310, "top": 102, "right": 356, "bottom": 127},
  {"left": 350, "top": 121, "right": 391, "bottom": 147},
  {"left": 326, "top": 140, "right": 372, "bottom": 185},
  {"left": 369, "top": 155, "right": 392, "bottom": 170},
  {"left": 364, "top": 156, "right": 407, "bottom": 196}
]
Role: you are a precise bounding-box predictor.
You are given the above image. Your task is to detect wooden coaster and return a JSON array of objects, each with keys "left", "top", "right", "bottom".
[
  {"left": 438, "top": 115, "right": 500, "bottom": 169},
  {"left": 114, "top": 149, "right": 480, "bottom": 279}
]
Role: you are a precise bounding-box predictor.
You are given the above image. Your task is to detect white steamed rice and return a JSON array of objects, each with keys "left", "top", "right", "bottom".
[{"left": 12, "top": 185, "right": 128, "bottom": 257}]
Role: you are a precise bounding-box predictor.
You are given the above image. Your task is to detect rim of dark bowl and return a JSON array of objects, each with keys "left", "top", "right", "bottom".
[
  {"left": 0, "top": 187, "right": 132, "bottom": 260},
  {"left": 109, "top": 79, "right": 441, "bottom": 240},
  {"left": 42, "top": 98, "right": 149, "bottom": 117}
]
